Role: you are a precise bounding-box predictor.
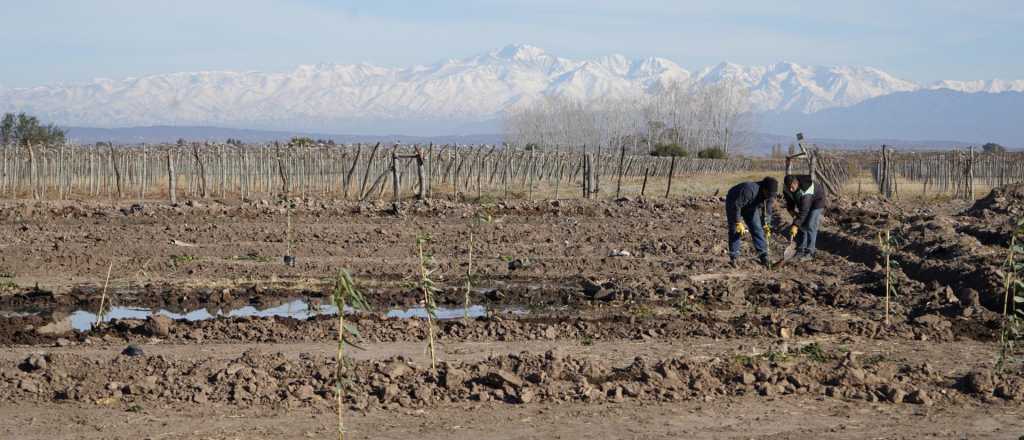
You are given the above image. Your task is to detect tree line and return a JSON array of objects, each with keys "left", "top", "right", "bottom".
[
  {"left": 1, "top": 113, "right": 66, "bottom": 147},
  {"left": 502, "top": 80, "right": 752, "bottom": 158}
]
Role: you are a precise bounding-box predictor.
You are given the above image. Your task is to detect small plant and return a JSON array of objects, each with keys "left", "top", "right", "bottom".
[
  {"left": 170, "top": 254, "right": 197, "bottom": 265},
  {"left": 331, "top": 270, "right": 371, "bottom": 440},
  {"left": 861, "top": 353, "right": 886, "bottom": 367},
  {"left": 629, "top": 304, "right": 655, "bottom": 319},
  {"left": 765, "top": 350, "right": 789, "bottom": 363},
  {"left": 126, "top": 404, "right": 143, "bottom": 413},
  {"left": 798, "top": 342, "right": 828, "bottom": 363},
  {"left": 673, "top": 294, "right": 701, "bottom": 315},
  {"left": 0, "top": 271, "right": 16, "bottom": 289},
  {"left": 997, "top": 218, "right": 1024, "bottom": 372},
  {"left": 95, "top": 262, "right": 114, "bottom": 326},
  {"left": 0, "top": 278, "right": 16, "bottom": 291},
  {"left": 416, "top": 234, "right": 440, "bottom": 372},
  {"left": 284, "top": 201, "right": 296, "bottom": 266},
  {"left": 580, "top": 335, "right": 594, "bottom": 346},
  {"left": 734, "top": 354, "right": 756, "bottom": 367},
  {"left": 877, "top": 229, "right": 901, "bottom": 325}
]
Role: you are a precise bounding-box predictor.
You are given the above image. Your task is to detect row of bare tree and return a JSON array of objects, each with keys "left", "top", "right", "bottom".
[{"left": 502, "top": 81, "right": 752, "bottom": 156}]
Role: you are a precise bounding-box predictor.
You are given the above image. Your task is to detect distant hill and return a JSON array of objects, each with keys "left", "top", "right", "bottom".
[{"left": 758, "top": 89, "right": 1024, "bottom": 148}]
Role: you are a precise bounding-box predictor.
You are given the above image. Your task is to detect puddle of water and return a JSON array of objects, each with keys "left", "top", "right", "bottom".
[{"left": 42, "top": 299, "right": 515, "bottom": 332}]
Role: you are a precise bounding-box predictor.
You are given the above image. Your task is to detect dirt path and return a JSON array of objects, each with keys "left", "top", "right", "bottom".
[{"left": 3, "top": 395, "right": 1021, "bottom": 440}]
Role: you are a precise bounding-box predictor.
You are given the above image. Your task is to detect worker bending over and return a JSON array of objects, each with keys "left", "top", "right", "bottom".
[
  {"left": 783, "top": 174, "right": 827, "bottom": 260},
  {"left": 725, "top": 177, "right": 778, "bottom": 268}
]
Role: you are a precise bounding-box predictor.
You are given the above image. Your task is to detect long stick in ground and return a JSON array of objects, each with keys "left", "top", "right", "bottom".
[{"left": 95, "top": 261, "right": 114, "bottom": 326}]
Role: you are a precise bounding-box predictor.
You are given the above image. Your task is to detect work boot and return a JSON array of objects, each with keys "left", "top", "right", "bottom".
[
  {"left": 729, "top": 258, "right": 740, "bottom": 269},
  {"left": 758, "top": 255, "right": 770, "bottom": 267}
]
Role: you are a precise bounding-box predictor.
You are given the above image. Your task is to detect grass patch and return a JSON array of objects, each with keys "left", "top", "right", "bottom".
[
  {"left": 734, "top": 354, "right": 756, "bottom": 367},
  {"left": 798, "top": 342, "right": 829, "bottom": 363},
  {"left": 629, "top": 304, "right": 655, "bottom": 319},
  {"left": 171, "top": 255, "right": 198, "bottom": 265},
  {"left": 673, "top": 295, "right": 702, "bottom": 315},
  {"left": 862, "top": 353, "right": 886, "bottom": 366}
]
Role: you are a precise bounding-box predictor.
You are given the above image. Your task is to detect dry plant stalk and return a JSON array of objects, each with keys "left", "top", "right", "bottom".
[
  {"left": 331, "top": 270, "right": 370, "bottom": 440},
  {"left": 417, "top": 234, "right": 439, "bottom": 371},
  {"left": 94, "top": 261, "right": 114, "bottom": 326},
  {"left": 878, "top": 230, "right": 892, "bottom": 325}
]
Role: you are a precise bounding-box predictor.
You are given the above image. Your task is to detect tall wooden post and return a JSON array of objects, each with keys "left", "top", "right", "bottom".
[
  {"left": 415, "top": 148, "right": 426, "bottom": 200},
  {"left": 616, "top": 143, "right": 626, "bottom": 198},
  {"left": 167, "top": 150, "right": 177, "bottom": 204},
  {"left": 665, "top": 155, "right": 676, "bottom": 198},
  {"left": 391, "top": 150, "right": 400, "bottom": 212}
]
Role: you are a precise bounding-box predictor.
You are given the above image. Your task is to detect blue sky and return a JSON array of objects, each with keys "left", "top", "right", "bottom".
[{"left": 2, "top": 0, "right": 1021, "bottom": 88}]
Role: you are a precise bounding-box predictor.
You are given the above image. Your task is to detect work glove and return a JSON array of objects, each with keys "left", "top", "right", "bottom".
[
  {"left": 764, "top": 224, "right": 772, "bottom": 240},
  {"left": 789, "top": 225, "right": 798, "bottom": 240},
  {"left": 735, "top": 222, "right": 748, "bottom": 236}
]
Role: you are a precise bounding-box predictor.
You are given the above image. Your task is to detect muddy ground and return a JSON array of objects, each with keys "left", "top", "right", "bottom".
[{"left": 1, "top": 191, "right": 1023, "bottom": 439}]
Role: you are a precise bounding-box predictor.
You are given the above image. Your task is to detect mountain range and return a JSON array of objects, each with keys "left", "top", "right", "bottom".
[{"left": 1, "top": 44, "right": 1022, "bottom": 145}]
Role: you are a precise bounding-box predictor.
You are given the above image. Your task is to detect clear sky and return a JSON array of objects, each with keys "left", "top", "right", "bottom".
[{"left": 2, "top": 0, "right": 1021, "bottom": 88}]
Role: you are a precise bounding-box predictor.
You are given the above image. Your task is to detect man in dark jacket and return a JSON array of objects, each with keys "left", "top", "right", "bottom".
[
  {"left": 725, "top": 177, "right": 778, "bottom": 268},
  {"left": 783, "top": 174, "right": 827, "bottom": 259}
]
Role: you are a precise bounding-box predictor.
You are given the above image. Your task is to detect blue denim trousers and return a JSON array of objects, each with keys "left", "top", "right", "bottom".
[
  {"left": 728, "top": 207, "right": 766, "bottom": 260},
  {"left": 796, "top": 208, "right": 823, "bottom": 256}
]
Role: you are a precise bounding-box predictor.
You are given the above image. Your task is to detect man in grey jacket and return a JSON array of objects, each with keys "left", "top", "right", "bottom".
[
  {"left": 725, "top": 177, "right": 778, "bottom": 268},
  {"left": 783, "top": 174, "right": 827, "bottom": 260}
]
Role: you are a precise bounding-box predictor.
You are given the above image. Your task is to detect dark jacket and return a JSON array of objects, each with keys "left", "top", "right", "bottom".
[
  {"left": 783, "top": 175, "right": 827, "bottom": 227},
  {"left": 726, "top": 181, "right": 773, "bottom": 224}
]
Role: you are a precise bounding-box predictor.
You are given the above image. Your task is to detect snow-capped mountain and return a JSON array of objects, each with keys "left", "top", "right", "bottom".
[
  {"left": 927, "top": 79, "right": 1024, "bottom": 94},
  {"left": 0, "top": 44, "right": 1018, "bottom": 133},
  {"left": 693, "top": 62, "right": 919, "bottom": 113}
]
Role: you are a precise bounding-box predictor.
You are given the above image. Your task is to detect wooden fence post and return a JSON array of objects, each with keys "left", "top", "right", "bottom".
[
  {"left": 665, "top": 155, "right": 676, "bottom": 198},
  {"left": 167, "top": 150, "right": 177, "bottom": 204}
]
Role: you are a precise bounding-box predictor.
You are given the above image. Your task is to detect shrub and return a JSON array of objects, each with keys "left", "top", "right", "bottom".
[
  {"left": 697, "top": 147, "right": 728, "bottom": 159},
  {"left": 650, "top": 143, "right": 687, "bottom": 157},
  {"left": 983, "top": 142, "right": 1007, "bottom": 153}
]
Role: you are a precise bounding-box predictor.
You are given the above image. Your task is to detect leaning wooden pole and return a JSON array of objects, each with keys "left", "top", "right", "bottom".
[{"left": 665, "top": 155, "right": 676, "bottom": 198}]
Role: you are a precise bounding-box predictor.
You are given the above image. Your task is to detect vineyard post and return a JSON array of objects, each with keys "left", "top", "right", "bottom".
[{"left": 166, "top": 150, "right": 177, "bottom": 204}]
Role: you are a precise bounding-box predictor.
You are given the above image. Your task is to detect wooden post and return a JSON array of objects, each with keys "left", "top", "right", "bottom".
[
  {"left": 968, "top": 145, "right": 975, "bottom": 200},
  {"left": 641, "top": 166, "right": 649, "bottom": 197},
  {"left": 615, "top": 143, "right": 625, "bottom": 198},
  {"left": 391, "top": 150, "right": 400, "bottom": 212},
  {"left": 343, "top": 144, "right": 361, "bottom": 199},
  {"left": 192, "top": 144, "right": 207, "bottom": 198},
  {"left": 665, "top": 155, "right": 676, "bottom": 198},
  {"left": 167, "top": 150, "right": 177, "bottom": 204},
  {"left": 27, "top": 141, "right": 38, "bottom": 200},
  {"left": 110, "top": 144, "right": 123, "bottom": 199},
  {"left": 581, "top": 153, "right": 589, "bottom": 199},
  {"left": 359, "top": 142, "right": 380, "bottom": 199},
  {"left": 527, "top": 146, "right": 535, "bottom": 201},
  {"left": 416, "top": 147, "right": 426, "bottom": 200}
]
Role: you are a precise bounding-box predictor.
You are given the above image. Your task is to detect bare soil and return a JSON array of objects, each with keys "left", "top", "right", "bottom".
[{"left": 1, "top": 193, "right": 1022, "bottom": 439}]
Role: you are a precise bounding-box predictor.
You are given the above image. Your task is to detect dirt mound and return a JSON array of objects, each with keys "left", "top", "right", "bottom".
[
  {"left": 0, "top": 348, "right": 995, "bottom": 410},
  {"left": 967, "top": 183, "right": 1024, "bottom": 219}
]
